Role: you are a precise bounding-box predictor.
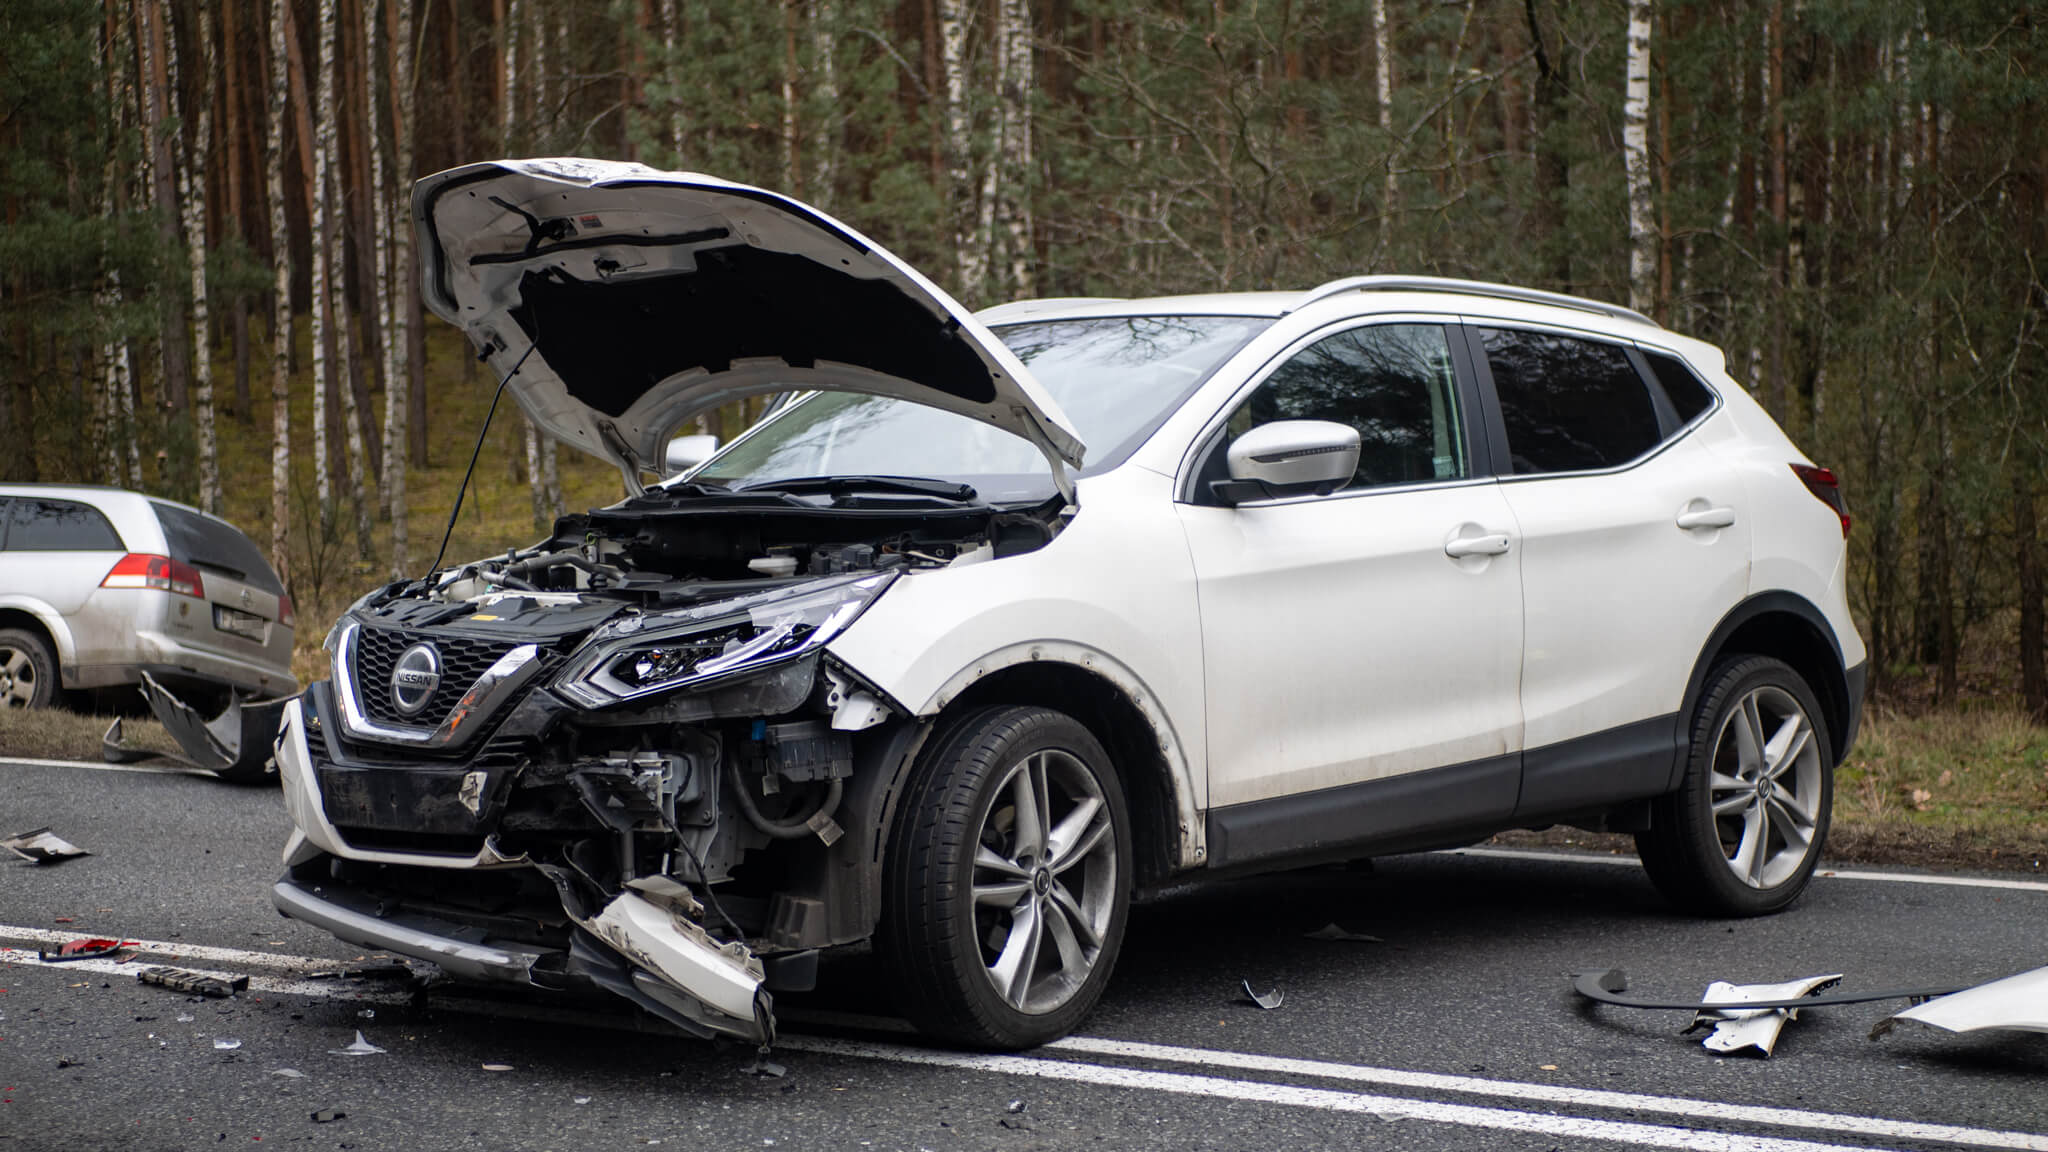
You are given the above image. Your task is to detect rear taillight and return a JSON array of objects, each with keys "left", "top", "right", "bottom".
[
  {"left": 278, "top": 594, "right": 296, "bottom": 629},
  {"left": 100, "top": 553, "right": 206, "bottom": 598},
  {"left": 1791, "top": 464, "right": 1850, "bottom": 538}
]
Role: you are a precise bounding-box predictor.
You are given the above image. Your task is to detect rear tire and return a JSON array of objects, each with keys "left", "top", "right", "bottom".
[
  {"left": 879, "top": 706, "right": 1131, "bottom": 1049},
  {"left": 1636, "top": 656, "right": 1833, "bottom": 916},
  {"left": 0, "top": 628, "right": 59, "bottom": 710}
]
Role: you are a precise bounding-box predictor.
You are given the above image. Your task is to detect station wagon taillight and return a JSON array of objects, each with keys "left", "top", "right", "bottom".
[
  {"left": 1791, "top": 465, "right": 1850, "bottom": 538},
  {"left": 100, "top": 553, "right": 206, "bottom": 599},
  {"left": 279, "top": 593, "right": 296, "bottom": 628}
]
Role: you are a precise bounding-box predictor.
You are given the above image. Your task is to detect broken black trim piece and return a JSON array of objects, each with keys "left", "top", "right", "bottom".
[{"left": 1572, "top": 968, "right": 1961, "bottom": 1011}]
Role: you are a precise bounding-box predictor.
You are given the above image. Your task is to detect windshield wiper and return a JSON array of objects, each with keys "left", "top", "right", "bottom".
[{"left": 735, "top": 475, "right": 980, "bottom": 503}]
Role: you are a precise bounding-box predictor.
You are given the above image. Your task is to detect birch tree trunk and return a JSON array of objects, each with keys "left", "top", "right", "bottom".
[
  {"left": 810, "top": 0, "right": 838, "bottom": 209},
  {"left": 997, "top": 0, "right": 1033, "bottom": 296},
  {"left": 1623, "top": 0, "right": 1655, "bottom": 315},
  {"left": 782, "top": 0, "right": 801, "bottom": 195},
  {"left": 660, "top": 0, "right": 684, "bottom": 161},
  {"left": 938, "top": 0, "right": 982, "bottom": 299},
  {"left": 266, "top": 0, "right": 294, "bottom": 581},
  {"left": 383, "top": 0, "right": 417, "bottom": 577},
  {"left": 172, "top": 0, "right": 223, "bottom": 511},
  {"left": 99, "top": 0, "right": 136, "bottom": 485},
  {"left": 1373, "top": 0, "right": 1394, "bottom": 255},
  {"left": 322, "top": 0, "right": 374, "bottom": 559},
  {"left": 311, "top": 0, "right": 339, "bottom": 530},
  {"left": 365, "top": 0, "right": 396, "bottom": 522},
  {"left": 138, "top": 0, "right": 195, "bottom": 418}
]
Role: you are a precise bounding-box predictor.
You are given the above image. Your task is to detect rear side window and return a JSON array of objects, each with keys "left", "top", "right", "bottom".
[
  {"left": 5, "top": 497, "right": 124, "bottom": 551},
  {"left": 1479, "top": 328, "right": 1662, "bottom": 474},
  {"left": 1642, "top": 350, "right": 1717, "bottom": 425},
  {"left": 151, "top": 502, "right": 284, "bottom": 593}
]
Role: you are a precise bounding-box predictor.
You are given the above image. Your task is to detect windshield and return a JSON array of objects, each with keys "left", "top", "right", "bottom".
[{"left": 693, "top": 314, "right": 1271, "bottom": 502}]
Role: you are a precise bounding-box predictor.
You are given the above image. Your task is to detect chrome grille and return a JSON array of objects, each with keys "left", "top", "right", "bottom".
[{"left": 351, "top": 627, "right": 521, "bottom": 728}]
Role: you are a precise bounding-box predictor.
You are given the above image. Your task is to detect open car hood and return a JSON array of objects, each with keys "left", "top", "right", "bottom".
[{"left": 415, "top": 159, "right": 1085, "bottom": 489}]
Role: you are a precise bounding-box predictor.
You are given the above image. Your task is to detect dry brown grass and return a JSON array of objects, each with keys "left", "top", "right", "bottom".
[{"left": 0, "top": 705, "right": 184, "bottom": 763}]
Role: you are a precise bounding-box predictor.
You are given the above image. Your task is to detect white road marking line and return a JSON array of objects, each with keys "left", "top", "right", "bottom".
[
  {"left": 0, "top": 949, "right": 413, "bottom": 1004},
  {"left": 782, "top": 1036, "right": 1892, "bottom": 1152},
  {"left": 1450, "top": 848, "right": 2048, "bottom": 892},
  {"left": 0, "top": 754, "right": 213, "bottom": 777},
  {"left": 7, "top": 928, "right": 2043, "bottom": 1152},
  {"left": 0, "top": 927, "right": 354, "bottom": 973},
  {"left": 1048, "top": 1036, "right": 2048, "bottom": 1152}
]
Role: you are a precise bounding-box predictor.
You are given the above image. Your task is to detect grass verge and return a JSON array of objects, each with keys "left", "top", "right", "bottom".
[{"left": 0, "top": 705, "right": 184, "bottom": 763}]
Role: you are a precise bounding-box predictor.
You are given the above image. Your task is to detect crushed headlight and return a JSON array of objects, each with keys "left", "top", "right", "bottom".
[{"left": 556, "top": 571, "right": 896, "bottom": 706}]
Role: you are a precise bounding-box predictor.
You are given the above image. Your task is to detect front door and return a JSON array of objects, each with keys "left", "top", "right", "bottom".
[{"left": 1177, "top": 321, "right": 1525, "bottom": 865}]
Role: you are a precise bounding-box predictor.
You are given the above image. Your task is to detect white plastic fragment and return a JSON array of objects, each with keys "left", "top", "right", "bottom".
[
  {"left": 271, "top": 1069, "right": 307, "bottom": 1078},
  {"left": 1689, "top": 974, "right": 1841, "bottom": 1056},
  {"left": 328, "top": 1031, "right": 385, "bottom": 1057},
  {"left": 214, "top": 1038, "right": 242, "bottom": 1051},
  {"left": 1882, "top": 964, "right": 2048, "bottom": 1036},
  {"left": 1241, "top": 980, "right": 1284, "bottom": 1010}
]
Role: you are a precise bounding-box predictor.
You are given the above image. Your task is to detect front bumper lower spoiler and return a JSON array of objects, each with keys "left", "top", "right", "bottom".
[{"left": 271, "top": 690, "right": 771, "bottom": 1044}]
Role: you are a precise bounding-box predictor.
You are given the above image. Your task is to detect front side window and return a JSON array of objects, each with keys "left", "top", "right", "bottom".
[
  {"left": 694, "top": 314, "right": 1270, "bottom": 502},
  {"left": 6, "top": 498, "right": 124, "bottom": 552},
  {"left": 1217, "top": 323, "right": 1467, "bottom": 492},
  {"left": 1481, "top": 328, "right": 1661, "bottom": 475}
]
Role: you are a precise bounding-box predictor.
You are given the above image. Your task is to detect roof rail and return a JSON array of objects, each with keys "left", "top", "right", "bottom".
[{"left": 1289, "top": 275, "right": 1659, "bottom": 327}]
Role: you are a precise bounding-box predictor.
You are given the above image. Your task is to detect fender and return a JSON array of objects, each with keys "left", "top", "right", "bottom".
[{"left": 922, "top": 640, "right": 1205, "bottom": 869}]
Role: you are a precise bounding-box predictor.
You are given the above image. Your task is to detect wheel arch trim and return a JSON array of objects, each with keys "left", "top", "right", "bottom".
[
  {"left": 0, "top": 598, "right": 74, "bottom": 679},
  {"left": 870, "top": 642, "right": 1204, "bottom": 872},
  {"left": 1678, "top": 591, "right": 1857, "bottom": 774}
]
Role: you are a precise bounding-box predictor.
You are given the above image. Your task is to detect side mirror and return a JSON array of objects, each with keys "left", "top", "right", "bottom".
[
  {"left": 1212, "top": 420, "right": 1360, "bottom": 506},
  {"left": 664, "top": 433, "right": 721, "bottom": 474}
]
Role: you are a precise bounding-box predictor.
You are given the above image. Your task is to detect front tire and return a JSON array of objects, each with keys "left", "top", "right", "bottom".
[
  {"left": 0, "top": 628, "right": 59, "bottom": 710},
  {"left": 880, "top": 706, "right": 1131, "bottom": 1049},
  {"left": 1637, "top": 656, "right": 1834, "bottom": 916}
]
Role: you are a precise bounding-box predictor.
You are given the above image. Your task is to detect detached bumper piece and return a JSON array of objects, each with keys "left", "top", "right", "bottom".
[
  {"left": 104, "top": 670, "right": 291, "bottom": 781},
  {"left": 273, "top": 871, "right": 771, "bottom": 1045}
]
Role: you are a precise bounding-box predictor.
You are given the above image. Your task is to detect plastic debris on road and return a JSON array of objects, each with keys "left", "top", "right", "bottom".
[
  {"left": 37, "top": 938, "right": 136, "bottom": 962},
  {"left": 3, "top": 827, "right": 90, "bottom": 865},
  {"left": 328, "top": 1032, "right": 385, "bottom": 1057},
  {"left": 1303, "top": 923, "right": 1383, "bottom": 943},
  {"left": 1241, "top": 980, "right": 1284, "bottom": 1010},
  {"left": 481, "top": 1063, "right": 514, "bottom": 1072},
  {"left": 311, "top": 1109, "right": 345, "bottom": 1123},
  {"left": 271, "top": 1069, "right": 306, "bottom": 1078},
  {"left": 137, "top": 966, "right": 249, "bottom": 998},
  {"left": 1874, "top": 965, "right": 2048, "bottom": 1039},
  {"left": 214, "top": 1038, "right": 243, "bottom": 1051}
]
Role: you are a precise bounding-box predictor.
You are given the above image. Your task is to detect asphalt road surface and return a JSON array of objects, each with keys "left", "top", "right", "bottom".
[{"left": 3, "top": 755, "right": 2044, "bottom": 1152}]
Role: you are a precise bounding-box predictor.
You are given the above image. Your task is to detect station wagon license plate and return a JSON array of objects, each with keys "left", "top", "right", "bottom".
[{"left": 214, "top": 605, "right": 268, "bottom": 643}]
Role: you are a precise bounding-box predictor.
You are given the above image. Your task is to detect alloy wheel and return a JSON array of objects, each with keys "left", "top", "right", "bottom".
[
  {"left": 0, "top": 645, "right": 40, "bottom": 709},
  {"left": 970, "top": 748, "right": 1119, "bottom": 1015},
  {"left": 1708, "top": 685, "right": 1824, "bottom": 889}
]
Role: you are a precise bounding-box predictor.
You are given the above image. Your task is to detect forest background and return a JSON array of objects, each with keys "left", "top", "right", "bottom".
[{"left": 1, "top": 0, "right": 2044, "bottom": 730}]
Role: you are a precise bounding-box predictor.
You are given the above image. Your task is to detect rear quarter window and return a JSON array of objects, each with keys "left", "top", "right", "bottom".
[
  {"left": 1642, "top": 349, "right": 1718, "bottom": 425},
  {"left": 4, "top": 497, "right": 125, "bottom": 551},
  {"left": 150, "top": 502, "right": 284, "bottom": 594}
]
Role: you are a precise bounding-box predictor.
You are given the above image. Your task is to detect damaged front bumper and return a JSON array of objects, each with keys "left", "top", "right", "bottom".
[{"left": 271, "top": 685, "right": 780, "bottom": 1044}]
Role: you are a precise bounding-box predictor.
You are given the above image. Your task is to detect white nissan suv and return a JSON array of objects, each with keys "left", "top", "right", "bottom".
[{"left": 272, "top": 159, "right": 1866, "bottom": 1051}]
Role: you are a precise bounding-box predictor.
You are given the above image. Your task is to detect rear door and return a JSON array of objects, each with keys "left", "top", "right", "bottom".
[
  {"left": 1, "top": 496, "right": 131, "bottom": 670},
  {"left": 1466, "top": 324, "right": 1750, "bottom": 816},
  {"left": 149, "top": 502, "right": 294, "bottom": 676}
]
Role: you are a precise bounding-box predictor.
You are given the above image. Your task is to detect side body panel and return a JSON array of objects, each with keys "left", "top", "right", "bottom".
[{"left": 825, "top": 466, "right": 1210, "bottom": 861}]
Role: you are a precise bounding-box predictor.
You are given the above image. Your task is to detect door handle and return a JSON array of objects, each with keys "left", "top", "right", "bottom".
[
  {"left": 1676, "top": 506, "right": 1737, "bottom": 531},
  {"left": 1444, "top": 533, "right": 1511, "bottom": 558}
]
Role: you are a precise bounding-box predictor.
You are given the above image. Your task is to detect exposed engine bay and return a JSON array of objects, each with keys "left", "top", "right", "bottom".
[{"left": 273, "top": 485, "right": 1063, "bottom": 1044}]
